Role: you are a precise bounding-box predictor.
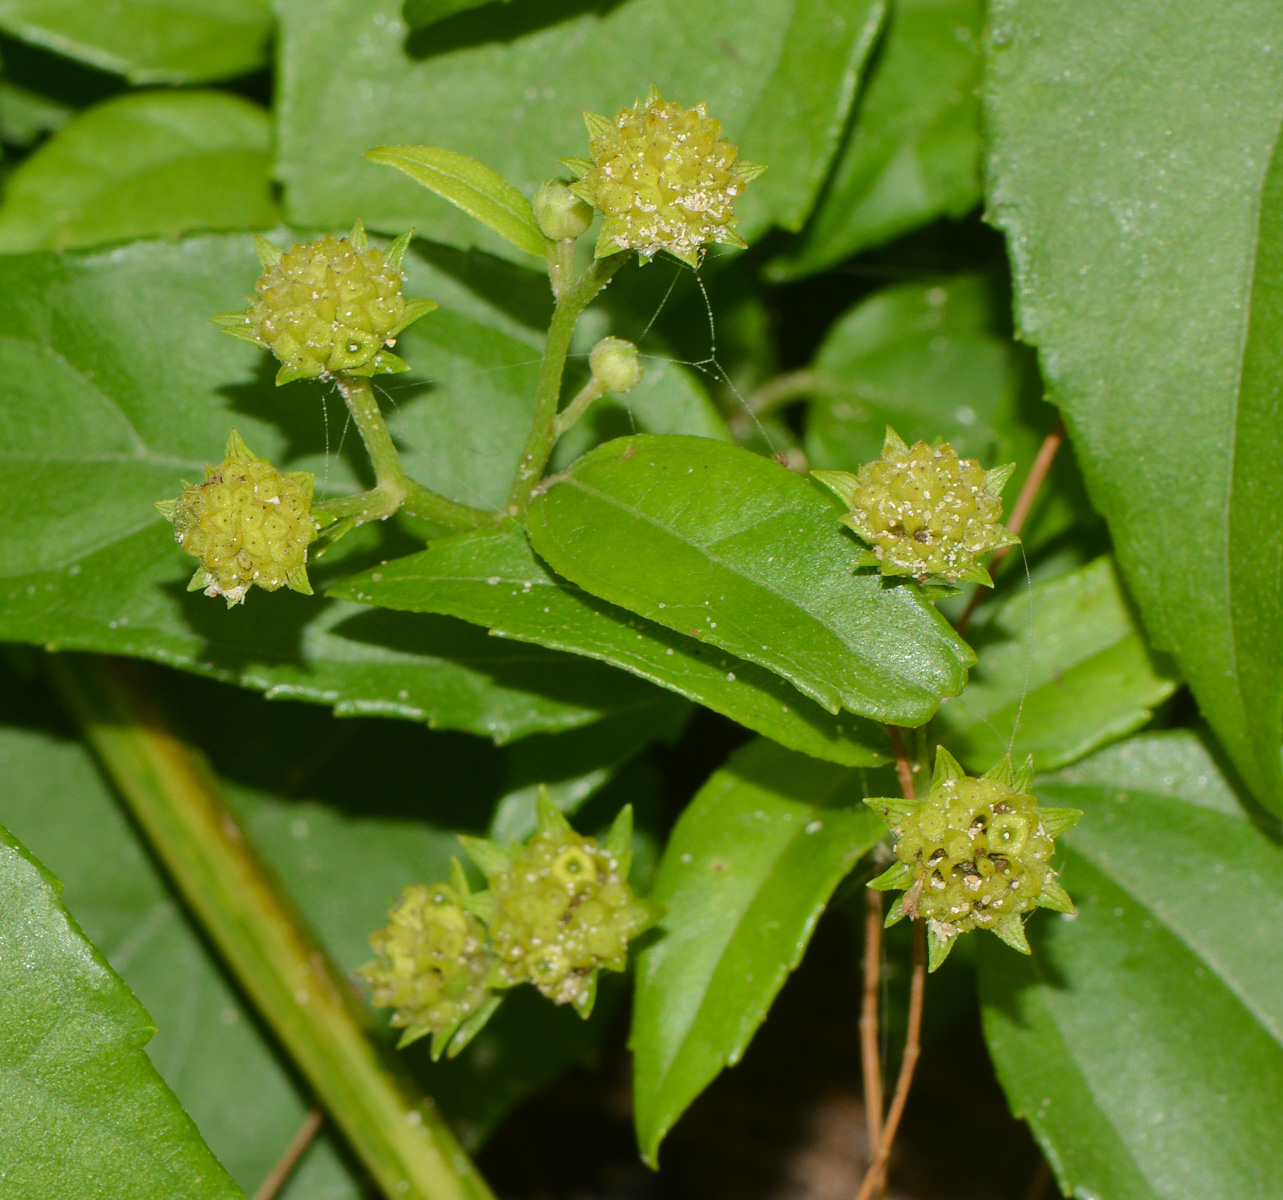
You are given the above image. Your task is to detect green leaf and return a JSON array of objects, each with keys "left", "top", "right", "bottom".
[
  {"left": 0, "top": 0, "right": 271, "bottom": 85},
  {"left": 0, "top": 75, "right": 76, "bottom": 147},
  {"left": 984, "top": 0, "right": 1283, "bottom": 813},
  {"left": 980, "top": 731, "right": 1283, "bottom": 1200},
  {"left": 0, "top": 235, "right": 666, "bottom": 741},
  {"left": 934, "top": 557, "right": 1180, "bottom": 771},
  {"left": 333, "top": 527, "right": 889, "bottom": 766},
  {"left": 403, "top": 0, "right": 511, "bottom": 29},
  {"left": 0, "top": 817, "right": 243, "bottom": 1198},
  {"left": 366, "top": 145, "right": 553, "bottom": 260},
  {"left": 526, "top": 434, "right": 973, "bottom": 724},
  {"left": 770, "top": 0, "right": 983, "bottom": 280},
  {"left": 489, "top": 700, "right": 690, "bottom": 844},
  {"left": 2, "top": 665, "right": 620, "bottom": 1183},
  {"left": 803, "top": 275, "right": 1080, "bottom": 549},
  {"left": 729, "top": 0, "right": 886, "bottom": 237},
  {"left": 0, "top": 90, "right": 276, "bottom": 253},
  {"left": 630, "top": 738, "right": 887, "bottom": 1164},
  {"left": 276, "top": 0, "right": 882, "bottom": 258}
]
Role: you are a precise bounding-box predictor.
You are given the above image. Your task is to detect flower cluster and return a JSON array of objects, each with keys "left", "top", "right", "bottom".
[
  {"left": 564, "top": 86, "right": 765, "bottom": 267},
  {"left": 357, "top": 878, "right": 498, "bottom": 1058},
  {"left": 155, "top": 430, "right": 319, "bottom": 607},
  {"left": 362, "top": 794, "right": 657, "bottom": 1058},
  {"left": 814, "top": 428, "right": 1017, "bottom": 586},
  {"left": 213, "top": 222, "right": 437, "bottom": 385},
  {"left": 866, "top": 748, "right": 1081, "bottom": 971}
]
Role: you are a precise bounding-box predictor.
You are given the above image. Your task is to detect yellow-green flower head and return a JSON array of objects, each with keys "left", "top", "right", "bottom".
[
  {"left": 813, "top": 428, "right": 1018, "bottom": 586},
  {"left": 358, "top": 877, "right": 498, "bottom": 1059},
  {"left": 155, "top": 430, "right": 318, "bottom": 608},
  {"left": 563, "top": 86, "right": 765, "bottom": 268},
  {"left": 459, "top": 794, "right": 657, "bottom": 1017},
  {"left": 213, "top": 222, "right": 437, "bottom": 385},
  {"left": 866, "top": 748, "right": 1082, "bottom": 971}
]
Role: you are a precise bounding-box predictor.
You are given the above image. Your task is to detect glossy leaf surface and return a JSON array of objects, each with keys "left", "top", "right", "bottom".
[
  {"left": 0, "top": 91, "right": 276, "bottom": 253},
  {"left": 981, "top": 732, "right": 1283, "bottom": 1200},
  {"left": 333, "top": 528, "right": 890, "bottom": 767},
  {"left": 631, "top": 738, "right": 887, "bottom": 1163},
  {"left": 985, "top": 0, "right": 1283, "bottom": 812},
  {"left": 527, "top": 434, "right": 973, "bottom": 723},
  {"left": 0, "top": 235, "right": 672, "bottom": 740},
  {"left": 0, "top": 0, "right": 271, "bottom": 84},
  {"left": 366, "top": 145, "right": 552, "bottom": 260},
  {"left": 935, "top": 557, "right": 1179, "bottom": 771},
  {"left": 276, "top": 0, "right": 882, "bottom": 256},
  {"left": 0, "top": 815, "right": 242, "bottom": 1199},
  {"left": 772, "top": 0, "right": 983, "bottom": 279}
]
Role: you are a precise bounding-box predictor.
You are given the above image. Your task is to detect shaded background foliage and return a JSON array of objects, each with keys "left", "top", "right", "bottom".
[{"left": 1, "top": 0, "right": 1281, "bottom": 1198}]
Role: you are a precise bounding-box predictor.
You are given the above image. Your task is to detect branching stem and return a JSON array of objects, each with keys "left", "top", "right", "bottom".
[
  {"left": 49, "top": 654, "right": 495, "bottom": 1200},
  {"left": 507, "top": 253, "right": 626, "bottom": 513},
  {"left": 326, "top": 374, "right": 498, "bottom": 531},
  {"left": 553, "top": 377, "right": 608, "bottom": 439}
]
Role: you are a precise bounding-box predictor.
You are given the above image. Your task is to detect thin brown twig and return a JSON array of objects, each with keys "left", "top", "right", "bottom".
[
  {"left": 860, "top": 888, "right": 884, "bottom": 1158},
  {"left": 252, "top": 1109, "right": 325, "bottom": 1200},
  {"left": 956, "top": 416, "right": 1066, "bottom": 636},
  {"left": 854, "top": 920, "right": 927, "bottom": 1200},
  {"left": 888, "top": 726, "right": 917, "bottom": 802}
]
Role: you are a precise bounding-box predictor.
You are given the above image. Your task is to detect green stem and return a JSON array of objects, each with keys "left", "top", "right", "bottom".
[
  {"left": 49, "top": 654, "right": 496, "bottom": 1200},
  {"left": 506, "top": 254, "right": 626, "bottom": 513},
  {"left": 552, "top": 378, "right": 607, "bottom": 439},
  {"left": 334, "top": 374, "right": 498, "bottom": 531}
]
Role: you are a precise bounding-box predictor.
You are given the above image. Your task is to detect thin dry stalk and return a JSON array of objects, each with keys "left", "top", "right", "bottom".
[
  {"left": 854, "top": 920, "right": 926, "bottom": 1200},
  {"left": 860, "top": 888, "right": 884, "bottom": 1157},
  {"left": 252, "top": 1109, "right": 325, "bottom": 1200},
  {"left": 956, "top": 416, "right": 1066, "bottom": 635}
]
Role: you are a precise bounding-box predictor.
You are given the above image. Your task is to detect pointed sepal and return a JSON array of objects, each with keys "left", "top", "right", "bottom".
[
  {"left": 981, "top": 755, "right": 1015, "bottom": 788},
  {"left": 391, "top": 296, "right": 438, "bottom": 335},
  {"left": 347, "top": 218, "right": 369, "bottom": 251},
  {"left": 1039, "top": 807, "right": 1084, "bottom": 838},
  {"left": 535, "top": 785, "right": 573, "bottom": 837},
  {"left": 867, "top": 861, "right": 913, "bottom": 892},
  {"left": 572, "top": 971, "right": 599, "bottom": 1019},
  {"left": 604, "top": 804, "right": 633, "bottom": 861},
  {"left": 932, "top": 745, "right": 966, "bottom": 788},
  {"left": 811, "top": 469, "right": 861, "bottom": 510},
  {"left": 384, "top": 228, "right": 413, "bottom": 271},
  {"left": 884, "top": 894, "right": 908, "bottom": 927},
  {"left": 1037, "top": 874, "right": 1075, "bottom": 914},
  {"left": 457, "top": 834, "right": 513, "bottom": 883},
  {"left": 582, "top": 110, "right": 614, "bottom": 140},
  {"left": 882, "top": 426, "right": 909, "bottom": 455},
  {"left": 926, "top": 920, "right": 959, "bottom": 972},
  {"left": 992, "top": 914, "right": 1032, "bottom": 955},
  {"left": 1012, "top": 756, "right": 1036, "bottom": 794},
  {"left": 864, "top": 797, "right": 919, "bottom": 831},
  {"left": 253, "top": 233, "right": 283, "bottom": 270},
  {"left": 984, "top": 461, "right": 1018, "bottom": 496},
  {"left": 443, "top": 993, "right": 503, "bottom": 1059}
]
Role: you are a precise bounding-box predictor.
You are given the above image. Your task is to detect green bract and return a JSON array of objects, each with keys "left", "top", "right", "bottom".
[
  {"left": 358, "top": 876, "right": 499, "bottom": 1060},
  {"left": 814, "top": 427, "right": 1018, "bottom": 586},
  {"left": 564, "top": 86, "right": 765, "bottom": 268},
  {"left": 212, "top": 221, "right": 437, "bottom": 385},
  {"left": 460, "top": 792, "right": 658, "bottom": 1017},
  {"left": 154, "top": 429, "right": 319, "bottom": 608},
  {"left": 866, "top": 747, "right": 1082, "bottom": 971}
]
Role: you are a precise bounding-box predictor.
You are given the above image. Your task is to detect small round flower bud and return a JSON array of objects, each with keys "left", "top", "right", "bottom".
[
  {"left": 359, "top": 882, "right": 497, "bottom": 1056},
  {"left": 813, "top": 428, "right": 1018, "bottom": 586},
  {"left": 589, "top": 336, "right": 642, "bottom": 394},
  {"left": 866, "top": 748, "right": 1082, "bottom": 971},
  {"left": 533, "top": 179, "right": 594, "bottom": 241},
  {"left": 563, "top": 86, "right": 765, "bottom": 267},
  {"left": 460, "top": 796, "right": 657, "bottom": 1015},
  {"left": 155, "top": 430, "right": 318, "bottom": 607},
  {"left": 213, "top": 222, "right": 438, "bottom": 386}
]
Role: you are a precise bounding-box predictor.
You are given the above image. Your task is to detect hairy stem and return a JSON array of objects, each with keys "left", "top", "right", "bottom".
[
  {"left": 333, "top": 374, "right": 498, "bottom": 531},
  {"left": 507, "top": 254, "right": 626, "bottom": 513},
  {"left": 956, "top": 416, "right": 1066, "bottom": 635},
  {"left": 49, "top": 654, "right": 496, "bottom": 1200},
  {"left": 855, "top": 919, "right": 926, "bottom": 1200}
]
